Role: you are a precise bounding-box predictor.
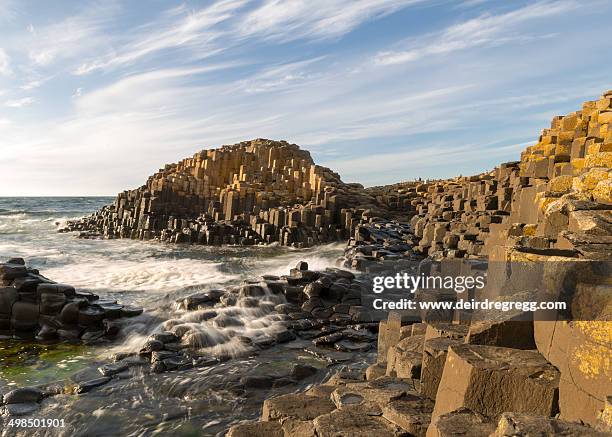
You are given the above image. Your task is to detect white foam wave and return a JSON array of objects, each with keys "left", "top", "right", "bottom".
[{"left": 43, "top": 257, "right": 239, "bottom": 294}]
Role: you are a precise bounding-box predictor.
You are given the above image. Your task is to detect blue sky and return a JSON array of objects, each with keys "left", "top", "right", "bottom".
[{"left": 0, "top": 0, "right": 611, "bottom": 195}]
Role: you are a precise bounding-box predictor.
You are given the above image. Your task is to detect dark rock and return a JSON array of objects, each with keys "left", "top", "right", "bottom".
[
  {"left": 74, "top": 377, "right": 112, "bottom": 394},
  {"left": 140, "top": 339, "right": 164, "bottom": 353},
  {"left": 290, "top": 364, "right": 318, "bottom": 380},
  {"left": 274, "top": 330, "right": 296, "bottom": 343},
  {"left": 241, "top": 375, "right": 274, "bottom": 389},
  {"left": 1, "top": 402, "right": 40, "bottom": 417},
  {"left": 3, "top": 387, "right": 43, "bottom": 404}
]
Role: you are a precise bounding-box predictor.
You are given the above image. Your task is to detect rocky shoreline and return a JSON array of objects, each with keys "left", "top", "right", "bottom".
[
  {"left": 0, "top": 258, "right": 143, "bottom": 343},
  {"left": 1, "top": 91, "right": 611, "bottom": 435}
]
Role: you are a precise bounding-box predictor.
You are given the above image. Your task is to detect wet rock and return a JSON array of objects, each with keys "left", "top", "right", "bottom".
[
  {"left": 273, "top": 329, "right": 296, "bottom": 343},
  {"left": 74, "top": 376, "right": 112, "bottom": 394},
  {"left": 150, "top": 331, "right": 180, "bottom": 344},
  {"left": 81, "top": 330, "right": 105, "bottom": 342},
  {"left": 335, "top": 340, "right": 371, "bottom": 352},
  {"left": 0, "top": 263, "right": 28, "bottom": 280},
  {"left": 290, "top": 364, "right": 318, "bottom": 380},
  {"left": 272, "top": 377, "right": 295, "bottom": 388},
  {"left": 140, "top": 339, "right": 164, "bottom": 353},
  {"left": 303, "top": 282, "right": 323, "bottom": 298},
  {"left": 151, "top": 350, "right": 179, "bottom": 362},
  {"left": 253, "top": 336, "right": 275, "bottom": 348},
  {"left": 238, "top": 284, "right": 266, "bottom": 298},
  {"left": 240, "top": 376, "right": 274, "bottom": 389},
  {"left": 120, "top": 305, "right": 143, "bottom": 317},
  {"left": 274, "top": 303, "right": 299, "bottom": 314},
  {"left": 78, "top": 306, "right": 106, "bottom": 325},
  {"left": 103, "top": 319, "right": 122, "bottom": 336},
  {"left": 212, "top": 314, "right": 244, "bottom": 328},
  {"left": 10, "top": 302, "right": 39, "bottom": 331},
  {"left": 313, "top": 332, "right": 343, "bottom": 346},
  {"left": 311, "top": 307, "right": 334, "bottom": 319},
  {"left": 289, "top": 269, "right": 321, "bottom": 283},
  {"left": 58, "top": 327, "right": 81, "bottom": 340},
  {"left": 36, "top": 324, "right": 58, "bottom": 340},
  {"left": 177, "top": 290, "right": 225, "bottom": 310},
  {"left": 37, "top": 283, "right": 75, "bottom": 296},
  {"left": 3, "top": 387, "right": 43, "bottom": 404},
  {"left": 302, "top": 297, "right": 323, "bottom": 313},
  {"left": 0, "top": 402, "right": 40, "bottom": 417},
  {"left": 98, "top": 362, "right": 130, "bottom": 377}
]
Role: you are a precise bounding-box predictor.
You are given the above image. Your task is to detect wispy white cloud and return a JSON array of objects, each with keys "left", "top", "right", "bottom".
[
  {"left": 5, "top": 96, "right": 34, "bottom": 107},
  {"left": 20, "top": 78, "right": 46, "bottom": 90},
  {"left": 75, "top": 0, "right": 247, "bottom": 75},
  {"left": 0, "top": 0, "right": 16, "bottom": 22},
  {"left": 375, "top": 0, "right": 577, "bottom": 65},
  {"left": 240, "top": 0, "right": 425, "bottom": 42},
  {"left": 236, "top": 56, "right": 327, "bottom": 93},
  {"left": 27, "top": 2, "right": 119, "bottom": 67},
  {"left": 0, "top": 48, "right": 11, "bottom": 75},
  {"left": 0, "top": 0, "right": 609, "bottom": 195}
]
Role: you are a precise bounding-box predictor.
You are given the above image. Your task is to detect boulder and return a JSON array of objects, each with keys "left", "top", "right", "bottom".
[
  {"left": 534, "top": 319, "right": 611, "bottom": 427},
  {"left": 313, "top": 407, "right": 406, "bottom": 437},
  {"left": 491, "top": 412, "right": 608, "bottom": 436},
  {"left": 424, "top": 323, "right": 468, "bottom": 342},
  {"left": 425, "top": 407, "right": 494, "bottom": 437},
  {"left": 262, "top": 393, "right": 335, "bottom": 422},
  {"left": 420, "top": 337, "right": 461, "bottom": 400},
  {"left": 227, "top": 421, "right": 284, "bottom": 437},
  {"left": 466, "top": 315, "right": 535, "bottom": 349},
  {"left": 3, "top": 387, "right": 43, "bottom": 404},
  {"left": 382, "top": 392, "right": 435, "bottom": 437},
  {"left": 10, "top": 301, "right": 39, "bottom": 331},
  {"left": 386, "top": 335, "right": 425, "bottom": 379},
  {"left": 281, "top": 419, "right": 317, "bottom": 437},
  {"left": 431, "top": 345, "right": 560, "bottom": 423}
]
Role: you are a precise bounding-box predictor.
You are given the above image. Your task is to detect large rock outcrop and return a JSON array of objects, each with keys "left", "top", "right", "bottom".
[
  {"left": 61, "top": 139, "right": 420, "bottom": 247},
  {"left": 0, "top": 258, "right": 143, "bottom": 342}
]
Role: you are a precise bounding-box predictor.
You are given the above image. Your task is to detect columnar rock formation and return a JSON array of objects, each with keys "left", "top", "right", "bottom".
[
  {"left": 227, "top": 92, "right": 612, "bottom": 436},
  {"left": 61, "top": 139, "right": 420, "bottom": 247},
  {"left": 0, "top": 258, "right": 143, "bottom": 342},
  {"left": 406, "top": 90, "right": 612, "bottom": 260}
]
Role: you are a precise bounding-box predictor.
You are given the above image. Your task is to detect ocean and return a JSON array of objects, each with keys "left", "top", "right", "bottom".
[{"left": 0, "top": 197, "right": 356, "bottom": 435}]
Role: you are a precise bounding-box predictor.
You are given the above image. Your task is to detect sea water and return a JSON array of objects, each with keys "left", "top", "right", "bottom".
[{"left": 0, "top": 197, "right": 358, "bottom": 435}]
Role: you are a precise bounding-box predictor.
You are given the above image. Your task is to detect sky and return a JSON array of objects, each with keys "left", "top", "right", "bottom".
[{"left": 0, "top": 0, "right": 611, "bottom": 195}]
